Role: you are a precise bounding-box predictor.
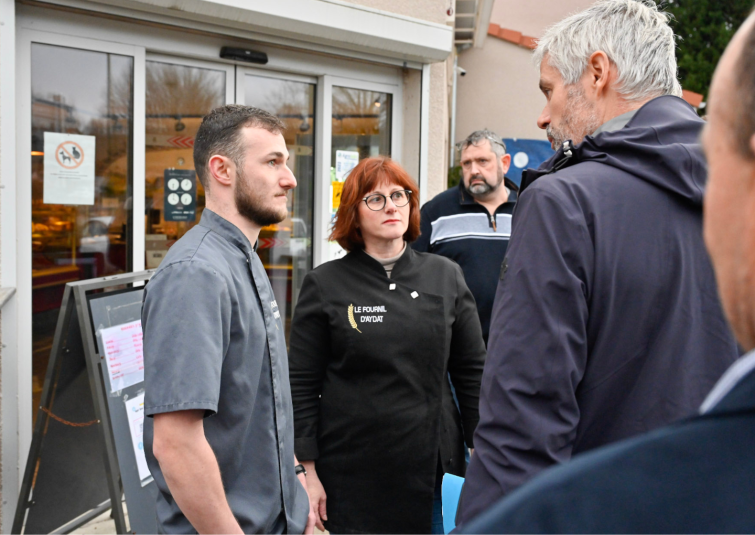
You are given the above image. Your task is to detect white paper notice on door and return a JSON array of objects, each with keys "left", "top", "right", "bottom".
[
  {"left": 335, "top": 150, "right": 359, "bottom": 181},
  {"left": 101, "top": 320, "right": 144, "bottom": 393},
  {"left": 124, "top": 393, "right": 152, "bottom": 484},
  {"left": 43, "top": 132, "right": 96, "bottom": 205}
]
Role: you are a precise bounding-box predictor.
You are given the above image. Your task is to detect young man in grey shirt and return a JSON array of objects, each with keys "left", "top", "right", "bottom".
[{"left": 142, "top": 105, "right": 314, "bottom": 534}]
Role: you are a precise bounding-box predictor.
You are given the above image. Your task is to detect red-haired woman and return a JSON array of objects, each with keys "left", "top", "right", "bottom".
[{"left": 289, "top": 156, "right": 486, "bottom": 534}]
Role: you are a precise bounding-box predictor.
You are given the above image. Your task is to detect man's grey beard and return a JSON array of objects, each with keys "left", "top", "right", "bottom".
[
  {"left": 546, "top": 85, "right": 602, "bottom": 151},
  {"left": 234, "top": 168, "right": 288, "bottom": 227},
  {"left": 468, "top": 162, "right": 504, "bottom": 198}
]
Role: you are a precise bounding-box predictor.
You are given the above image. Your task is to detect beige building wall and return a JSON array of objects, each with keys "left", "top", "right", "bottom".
[
  {"left": 456, "top": 39, "right": 545, "bottom": 141},
  {"left": 342, "top": 0, "right": 451, "bottom": 198},
  {"left": 455, "top": 0, "right": 594, "bottom": 143},
  {"left": 428, "top": 58, "right": 451, "bottom": 200},
  {"left": 490, "top": 0, "right": 593, "bottom": 37},
  {"left": 342, "top": 0, "right": 447, "bottom": 24}
]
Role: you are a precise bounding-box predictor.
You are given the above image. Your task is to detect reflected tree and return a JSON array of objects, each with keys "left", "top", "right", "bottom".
[{"left": 146, "top": 63, "right": 225, "bottom": 128}]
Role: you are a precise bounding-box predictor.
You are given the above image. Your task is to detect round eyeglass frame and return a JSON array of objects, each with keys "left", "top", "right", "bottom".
[{"left": 362, "top": 190, "right": 412, "bottom": 211}]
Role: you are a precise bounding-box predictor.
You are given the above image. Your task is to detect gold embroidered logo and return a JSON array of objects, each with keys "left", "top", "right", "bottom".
[{"left": 348, "top": 304, "right": 362, "bottom": 333}]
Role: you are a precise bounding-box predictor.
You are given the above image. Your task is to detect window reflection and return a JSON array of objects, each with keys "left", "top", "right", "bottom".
[
  {"left": 30, "top": 44, "right": 134, "bottom": 422},
  {"left": 330, "top": 87, "right": 392, "bottom": 218},
  {"left": 244, "top": 75, "right": 316, "bottom": 339},
  {"left": 144, "top": 61, "right": 226, "bottom": 268},
  {"left": 328, "top": 87, "right": 392, "bottom": 259},
  {"left": 332, "top": 87, "right": 391, "bottom": 161}
]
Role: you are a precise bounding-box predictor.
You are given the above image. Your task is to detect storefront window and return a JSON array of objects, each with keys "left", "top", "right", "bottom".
[
  {"left": 328, "top": 87, "right": 392, "bottom": 258},
  {"left": 30, "top": 44, "right": 134, "bottom": 422},
  {"left": 144, "top": 61, "right": 226, "bottom": 268},
  {"left": 331, "top": 87, "right": 392, "bottom": 190},
  {"left": 244, "top": 74, "right": 316, "bottom": 338}
]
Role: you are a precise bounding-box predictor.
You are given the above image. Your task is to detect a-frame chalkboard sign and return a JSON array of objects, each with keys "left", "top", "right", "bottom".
[{"left": 13, "top": 271, "right": 158, "bottom": 534}]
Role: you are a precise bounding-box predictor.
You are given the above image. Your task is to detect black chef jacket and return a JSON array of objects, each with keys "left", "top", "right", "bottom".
[{"left": 289, "top": 246, "right": 486, "bottom": 534}]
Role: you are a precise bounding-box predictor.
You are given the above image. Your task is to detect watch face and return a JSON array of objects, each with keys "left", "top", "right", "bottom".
[
  {"left": 181, "top": 179, "right": 193, "bottom": 191},
  {"left": 167, "top": 193, "right": 179, "bottom": 205},
  {"left": 181, "top": 193, "right": 192, "bottom": 205},
  {"left": 167, "top": 178, "right": 179, "bottom": 191}
]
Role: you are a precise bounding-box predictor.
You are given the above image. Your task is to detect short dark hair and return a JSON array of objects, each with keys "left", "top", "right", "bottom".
[
  {"left": 193, "top": 105, "right": 285, "bottom": 190},
  {"left": 329, "top": 156, "right": 420, "bottom": 252},
  {"left": 734, "top": 15, "right": 755, "bottom": 159}
]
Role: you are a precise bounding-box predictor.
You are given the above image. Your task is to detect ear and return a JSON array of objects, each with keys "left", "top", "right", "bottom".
[
  {"left": 750, "top": 133, "right": 755, "bottom": 157},
  {"left": 208, "top": 154, "right": 235, "bottom": 188},
  {"left": 585, "top": 50, "right": 612, "bottom": 95},
  {"left": 500, "top": 153, "right": 512, "bottom": 174}
]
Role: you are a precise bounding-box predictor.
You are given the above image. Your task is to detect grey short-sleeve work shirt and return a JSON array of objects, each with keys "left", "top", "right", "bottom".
[{"left": 142, "top": 209, "right": 309, "bottom": 534}]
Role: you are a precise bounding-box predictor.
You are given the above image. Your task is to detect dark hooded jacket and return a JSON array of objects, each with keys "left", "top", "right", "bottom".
[{"left": 457, "top": 95, "right": 740, "bottom": 524}]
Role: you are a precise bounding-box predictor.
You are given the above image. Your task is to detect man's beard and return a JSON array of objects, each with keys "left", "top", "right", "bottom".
[
  {"left": 468, "top": 161, "right": 504, "bottom": 198},
  {"left": 546, "top": 85, "right": 602, "bottom": 151},
  {"left": 234, "top": 168, "right": 288, "bottom": 227}
]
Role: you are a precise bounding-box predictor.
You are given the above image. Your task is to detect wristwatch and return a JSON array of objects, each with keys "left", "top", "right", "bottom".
[{"left": 295, "top": 464, "right": 307, "bottom": 477}]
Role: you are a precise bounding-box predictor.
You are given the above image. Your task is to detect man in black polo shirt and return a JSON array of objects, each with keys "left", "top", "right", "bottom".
[
  {"left": 413, "top": 130, "right": 518, "bottom": 345},
  {"left": 142, "top": 105, "right": 313, "bottom": 534}
]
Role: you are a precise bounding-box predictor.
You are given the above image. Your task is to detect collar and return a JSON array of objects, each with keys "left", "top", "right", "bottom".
[
  {"left": 198, "top": 208, "right": 256, "bottom": 255},
  {"left": 700, "top": 349, "right": 755, "bottom": 414},
  {"left": 592, "top": 109, "right": 639, "bottom": 136},
  {"left": 457, "top": 179, "right": 519, "bottom": 207},
  {"left": 351, "top": 243, "right": 414, "bottom": 277},
  {"left": 365, "top": 242, "right": 407, "bottom": 266}
]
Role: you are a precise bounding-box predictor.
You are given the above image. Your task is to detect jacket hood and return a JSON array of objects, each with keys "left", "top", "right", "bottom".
[{"left": 520, "top": 96, "right": 707, "bottom": 206}]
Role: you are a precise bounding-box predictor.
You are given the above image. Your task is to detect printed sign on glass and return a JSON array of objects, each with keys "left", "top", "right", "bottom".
[
  {"left": 335, "top": 150, "right": 359, "bottom": 181},
  {"left": 43, "top": 132, "right": 96, "bottom": 205},
  {"left": 164, "top": 169, "right": 197, "bottom": 222}
]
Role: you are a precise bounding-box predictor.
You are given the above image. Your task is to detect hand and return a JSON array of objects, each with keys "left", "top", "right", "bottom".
[
  {"left": 302, "top": 461, "right": 327, "bottom": 531},
  {"left": 298, "top": 472, "right": 316, "bottom": 535}
]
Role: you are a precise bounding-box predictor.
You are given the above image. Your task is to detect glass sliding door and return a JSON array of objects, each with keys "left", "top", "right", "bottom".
[
  {"left": 144, "top": 60, "right": 228, "bottom": 268},
  {"left": 330, "top": 86, "right": 392, "bottom": 218},
  {"left": 30, "top": 43, "right": 134, "bottom": 422},
  {"left": 243, "top": 73, "right": 316, "bottom": 338},
  {"left": 331, "top": 86, "right": 391, "bottom": 179},
  {"left": 327, "top": 86, "right": 393, "bottom": 260}
]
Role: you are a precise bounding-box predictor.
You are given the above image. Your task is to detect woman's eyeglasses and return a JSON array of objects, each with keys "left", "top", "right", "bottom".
[{"left": 362, "top": 190, "right": 412, "bottom": 211}]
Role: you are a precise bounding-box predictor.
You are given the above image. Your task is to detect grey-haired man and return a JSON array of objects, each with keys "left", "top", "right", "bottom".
[
  {"left": 457, "top": 10, "right": 755, "bottom": 532},
  {"left": 457, "top": 0, "right": 739, "bottom": 525}
]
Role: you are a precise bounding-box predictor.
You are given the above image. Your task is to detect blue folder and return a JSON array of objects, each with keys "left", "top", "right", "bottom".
[{"left": 442, "top": 473, "right": 465, "bottom": 534}]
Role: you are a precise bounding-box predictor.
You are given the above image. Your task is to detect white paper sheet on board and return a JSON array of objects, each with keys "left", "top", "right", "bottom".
[
  {"left": 124, "top": 393, "right": 152, "bottom": 482},
  {"left": 43, "top": 132, "right": 96, "bottom": 205},
  {"left": 101, "top": 320, "right": 144, "bottom": 393}
]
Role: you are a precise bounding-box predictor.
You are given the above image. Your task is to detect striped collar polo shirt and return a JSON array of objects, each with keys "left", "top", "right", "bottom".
[{"left": 412, "top": 179, "right": 518, "bottom": 344}]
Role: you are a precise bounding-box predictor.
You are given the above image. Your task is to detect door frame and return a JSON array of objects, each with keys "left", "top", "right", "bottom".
[
  {"left": 313, "top": 75, "right": 403, "bottom": 266},
  {"left": 15, "top": 28, "right": 147, "bottom": 481}
]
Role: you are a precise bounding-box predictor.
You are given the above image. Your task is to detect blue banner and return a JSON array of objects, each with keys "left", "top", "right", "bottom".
[{"left": 502, "top": 138, "right": 554, "bottom": 186}]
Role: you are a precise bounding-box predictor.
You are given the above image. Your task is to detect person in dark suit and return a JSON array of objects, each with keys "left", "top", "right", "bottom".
[{"left": 456, "top": 9, "right": 755, "bottom": 534}]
